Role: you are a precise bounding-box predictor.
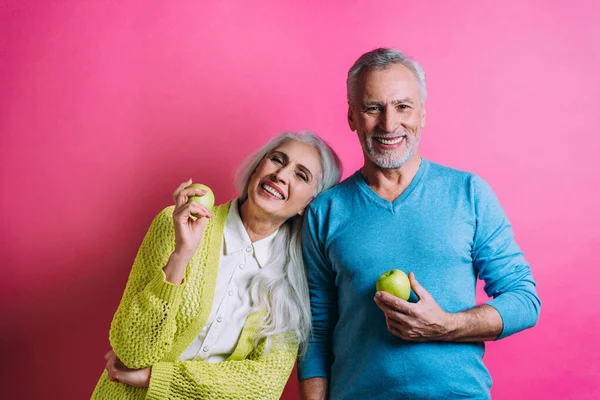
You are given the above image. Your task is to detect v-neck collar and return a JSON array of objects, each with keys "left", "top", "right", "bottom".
[{"left": 353, "top": 158, "right": 429, "bottom": 212}]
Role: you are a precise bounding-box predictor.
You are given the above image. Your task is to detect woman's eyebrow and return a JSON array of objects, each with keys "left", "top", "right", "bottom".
[
  {"left": 271, "top": 150, "right": 289, "bottom": 161},
  {"left": 274, "top": 150, "right": 314, "bottom": 181},
  {"left": 297, "top": 164, "right": 313, "bottom": 181}
]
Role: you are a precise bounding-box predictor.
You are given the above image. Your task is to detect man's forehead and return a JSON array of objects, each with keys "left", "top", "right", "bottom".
[{"left": 359, "top": 65, "right": 421, "bottom": 100}]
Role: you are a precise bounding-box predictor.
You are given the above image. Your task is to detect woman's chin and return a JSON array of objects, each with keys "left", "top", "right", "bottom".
[{"left": 248, "top": 194, "right": 295, "bottom": 221}]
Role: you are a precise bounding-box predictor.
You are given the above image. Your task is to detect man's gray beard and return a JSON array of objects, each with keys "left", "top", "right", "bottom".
[{"left": 365, "top": 135, "right": 420, "bottom": 169}]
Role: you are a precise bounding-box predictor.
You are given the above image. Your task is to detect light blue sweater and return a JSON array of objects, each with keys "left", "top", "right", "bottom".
[{"left": 298, "top": 159, "right": 541, "bottom": 399}]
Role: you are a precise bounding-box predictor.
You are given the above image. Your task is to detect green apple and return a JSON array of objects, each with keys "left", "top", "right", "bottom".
[
  {"left": 376, "top": 269, "right": 411, "bottom": 300},
  {"left": 186, "top": 183, "right": 215, "bottom": 217}
]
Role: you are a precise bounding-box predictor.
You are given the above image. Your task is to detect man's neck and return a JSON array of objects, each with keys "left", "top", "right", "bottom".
[{"left": 360, "top": 153, "right": 422, "bottom": 202}]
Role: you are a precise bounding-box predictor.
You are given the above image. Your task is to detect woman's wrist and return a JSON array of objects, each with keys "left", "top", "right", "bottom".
[
  {"left": 163, "top": 252, "right": 192, "bottom": 284},
  {"left": 172, "top": 246, "right": 196, "bottom": 261}
]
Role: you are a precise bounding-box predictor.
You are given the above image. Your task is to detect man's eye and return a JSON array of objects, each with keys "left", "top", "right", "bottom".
[
  {"left": 364, "top": 106, "right": 381, "bottom": 114},
  {"left": 398, "top": 104, "right": 411, "bottom": 111}
]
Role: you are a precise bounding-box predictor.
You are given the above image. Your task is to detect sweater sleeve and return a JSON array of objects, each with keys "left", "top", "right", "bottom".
[
  {"left": 145, "top": 339, "right": 298, "bottom": 400},
  {"left": 297, "top": 205, "right": 337, "bottom": 381},
  {"left": 471, "top": 177, "right": 541, "bottom": 339},
  {"left": 109, "top": 206, "right": 187, "bottom": 368}
]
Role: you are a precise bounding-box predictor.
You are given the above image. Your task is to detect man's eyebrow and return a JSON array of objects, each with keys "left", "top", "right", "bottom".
[
  {"left": 361, "top": 98, "right": 415, "bottom": 107},
  {"left": 362, "top": 100, "right": 384, "bottom": 107},
  {"left": 392, "top": 97, "right": 415, "bottom": 105}
]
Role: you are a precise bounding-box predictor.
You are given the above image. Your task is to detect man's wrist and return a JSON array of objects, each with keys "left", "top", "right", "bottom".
[
  {"left": 441, "top": 311, "right": 459, "bottom": 341},
  {"left": 440, "top": 305, "right": 503, "bottom": 342},
  {"left": 299, "top": 377, "right": 328, "bottom": 400}
]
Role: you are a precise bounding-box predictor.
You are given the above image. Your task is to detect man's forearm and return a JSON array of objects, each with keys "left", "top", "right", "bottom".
[
  {"left": 300, "top": 377, "right": 328, "bottom": 400},
  {"left": 444, "top": 304, "right": 503, "bottom": 341}
]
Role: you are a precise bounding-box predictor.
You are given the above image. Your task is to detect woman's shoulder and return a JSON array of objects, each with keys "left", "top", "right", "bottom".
[
  {"left": 157, "top": 205, "right": 176, "bottom": 217},
  {"left": 144, "top": 206, "right": 175, "bottom": 234}
]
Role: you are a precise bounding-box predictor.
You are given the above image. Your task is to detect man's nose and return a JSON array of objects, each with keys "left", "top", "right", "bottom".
[{"left": 379, "top": 109, "right": 398, "bottom": 133}]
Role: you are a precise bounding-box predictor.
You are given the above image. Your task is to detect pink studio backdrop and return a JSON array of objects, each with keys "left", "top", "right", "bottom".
[{"left": 1, "top": 1, "right": 599, "bottom": 399}]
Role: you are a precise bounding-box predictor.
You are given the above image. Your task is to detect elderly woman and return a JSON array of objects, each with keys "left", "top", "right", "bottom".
[{"left": 91, "top": 131, "right": 342, "bottom": 399}]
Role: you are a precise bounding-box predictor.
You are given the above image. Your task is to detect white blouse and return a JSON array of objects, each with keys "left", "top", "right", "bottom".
[{"left": 178, "top": 199, "right": 278, "bottom": 363}]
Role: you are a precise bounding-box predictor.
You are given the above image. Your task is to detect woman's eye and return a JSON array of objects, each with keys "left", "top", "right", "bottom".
[
  {"left": 296, "top": 173, "right": 308, "bottom": 182},
  {"left": 271, "top": 156, "right": 283, "bottom": 164}
]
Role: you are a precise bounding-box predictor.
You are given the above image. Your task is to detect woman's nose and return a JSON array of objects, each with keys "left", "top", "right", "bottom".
[{"left": 271, "top": 167, "right": 290, "bottom": 184}]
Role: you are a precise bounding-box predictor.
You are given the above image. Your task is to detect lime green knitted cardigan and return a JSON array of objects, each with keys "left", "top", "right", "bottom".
[{"left": 91, "top": 202, "right": 298, "bottom": 399}]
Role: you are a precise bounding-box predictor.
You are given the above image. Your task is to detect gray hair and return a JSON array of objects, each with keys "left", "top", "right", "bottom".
[
  {"left": 346, "top": 48, "right": 427, "bottom": 105},
  {"left": 233, "top": 131, "right": 342, "bottom": 354},
  {"left": 234, "top": 131, "right": 342, "bottom": 200}
]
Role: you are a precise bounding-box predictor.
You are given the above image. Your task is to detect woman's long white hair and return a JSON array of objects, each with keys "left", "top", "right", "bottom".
[{"left": 233, "top": 131, "right": 342, "bottom": 354}]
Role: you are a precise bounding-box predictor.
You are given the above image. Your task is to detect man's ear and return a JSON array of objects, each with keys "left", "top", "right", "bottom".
[{"left": 348, "top": 107, "right": 357, "bottom": 132}]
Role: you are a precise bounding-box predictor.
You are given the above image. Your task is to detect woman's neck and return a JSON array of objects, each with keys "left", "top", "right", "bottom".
[{"left": 239, "top": 199, "right": 283, "bottom": 242}]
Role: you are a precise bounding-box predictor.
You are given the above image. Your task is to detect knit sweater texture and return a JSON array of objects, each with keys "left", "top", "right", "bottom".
[
  {"left": 91, "top": 202, "right": 298, "bottom": 399},
  {"left": 297, "top": 159, "right": 541, "bottom": 399}
]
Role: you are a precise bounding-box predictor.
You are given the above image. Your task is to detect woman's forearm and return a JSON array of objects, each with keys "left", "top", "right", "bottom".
[{"left": 162, "top": 251, "right": 193, "bottom": 285}]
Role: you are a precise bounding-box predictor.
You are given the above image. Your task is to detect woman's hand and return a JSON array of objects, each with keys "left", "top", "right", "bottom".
[
  {"left": 105, "top": 350, "right": 151, "bottom": 388},
  {"left": 172, "top": 179, "right": 213, "bottom": 257},
  {"left": 163, "top": 179, "right": 213, "bottom": 284}
]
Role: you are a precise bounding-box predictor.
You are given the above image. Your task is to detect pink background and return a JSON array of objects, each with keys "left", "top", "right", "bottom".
[{"left": 1, "top": 1, "right": 599, "bottom": 399}]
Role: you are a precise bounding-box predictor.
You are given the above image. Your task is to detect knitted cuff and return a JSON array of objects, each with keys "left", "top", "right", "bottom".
[
  {"left": 145, "top": 362, "right": 176, "bottom": 400},
  {"left": 145, "top": 270, "right": 186, "bottom": 303}
]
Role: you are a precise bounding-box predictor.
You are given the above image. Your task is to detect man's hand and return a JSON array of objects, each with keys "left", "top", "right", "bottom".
[
  {"left": 105, "top": 350, "right": 151, "bottom": 388},
  {"left": 374, "top": 272, "right": 453, "bottom": 341}
]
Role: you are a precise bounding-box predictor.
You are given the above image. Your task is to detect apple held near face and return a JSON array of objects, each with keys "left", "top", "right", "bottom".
[
  {"left": 376, "top": 269, "right": 411, "bottom": 300},
  {"left": 186, "top": 183, "right": 215, "bottom": 216}
]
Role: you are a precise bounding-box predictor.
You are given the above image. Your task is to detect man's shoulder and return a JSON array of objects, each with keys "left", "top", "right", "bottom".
[
  {"left": 425, "top": 159, "right": 491, "bottom": 188},
  {"left": 310, "top": 173, "right": 358, "bottom": 210},
  {"left": 313, "top": 174, "right": 357, "bottom": 200},
  {"left": 426, "top": 159, "right": 477, "bottom": 180},
  {"left": 425, "top": 159, "right": 496, "bottom": 202}
]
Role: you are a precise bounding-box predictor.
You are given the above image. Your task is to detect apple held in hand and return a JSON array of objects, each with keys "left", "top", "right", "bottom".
[
  {"left": 376, "top": 269, "right": 411, "bottom": 300},
  {"left": 186, "top": 183, "right": 215, "bottom": 216}
]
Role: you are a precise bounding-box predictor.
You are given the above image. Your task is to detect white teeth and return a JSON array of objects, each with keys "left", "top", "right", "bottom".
[
  {"left": 261, "top": 183, "right": 283, "bottom": 199},
  {"left": 376, "top": 137, "right": 404, "bottom": 145}
]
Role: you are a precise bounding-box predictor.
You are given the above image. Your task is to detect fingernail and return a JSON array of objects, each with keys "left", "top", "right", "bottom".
[{"left": 375, "top": 292, "right": 382, "bottom": 298}]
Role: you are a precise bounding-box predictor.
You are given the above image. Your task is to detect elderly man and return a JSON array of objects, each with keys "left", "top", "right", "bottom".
[{"left": 298, "top": 48, "right": 541, "bottom": 399}]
